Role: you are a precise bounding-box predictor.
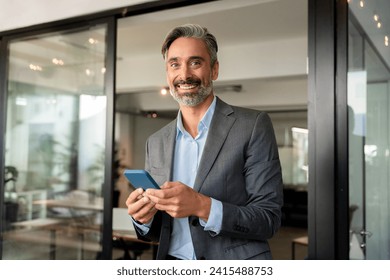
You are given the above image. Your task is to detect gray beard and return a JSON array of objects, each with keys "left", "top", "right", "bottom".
[{"left": 170, "top": 82, "right": 213, "bottom": 107}]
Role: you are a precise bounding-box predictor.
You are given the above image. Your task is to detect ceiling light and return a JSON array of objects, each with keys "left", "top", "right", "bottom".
[
  {"left": 160, "top": 88, "right": 168, "bottom": 95},
  {"left": 88, "top": 38, "right": 98, "bottom": 44},
  {"left": 145, "top": 111, "right": 158, "bottom": 118},
  {"left": 29, "top": 64, "right": 42, "bottom": 71},
  {"left": 52, "top": 58, "right": 64, "bottom": 65},
  {"left": 85, "top": 69, "right": 94, "bottom": 76}
]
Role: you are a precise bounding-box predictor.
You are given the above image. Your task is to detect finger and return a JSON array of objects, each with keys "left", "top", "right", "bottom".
[
  {"left": 127, "top": 195, "right": 151, "bottom": 216},
  {"left": 126, "top": 188, "right": 144, "bottom": 206},
  {"left": 131, "top": 197, "right": 157, "bottom": 223},
  {"left": 160, "top": 181, "right": 175, "bottom": 189},
  {"left": 146, "top": 185, "right": 178, "bottom": 199},
  {"left": 136, "top": 207, "right": 158, "bottom": 224}
]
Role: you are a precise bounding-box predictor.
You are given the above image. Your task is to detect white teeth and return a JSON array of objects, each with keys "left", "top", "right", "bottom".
[{"left": 178, "top": 84, "right": 196, "bottom": 90}]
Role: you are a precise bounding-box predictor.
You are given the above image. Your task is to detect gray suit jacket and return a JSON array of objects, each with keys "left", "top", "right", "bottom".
[{"left": 138, "top": 97, "right": 283, "bottom": 260}]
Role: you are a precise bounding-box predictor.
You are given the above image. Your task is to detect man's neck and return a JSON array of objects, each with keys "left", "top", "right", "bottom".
[{"left": 180, "top": 94, "right": 214, "bottom": 138}]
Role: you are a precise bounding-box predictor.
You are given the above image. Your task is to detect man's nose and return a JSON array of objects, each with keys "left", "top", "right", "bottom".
[{"left": 178, "top": 64, "right": 191, "bottom": 80}]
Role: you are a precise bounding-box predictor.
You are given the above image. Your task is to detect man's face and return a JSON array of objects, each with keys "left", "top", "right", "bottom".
[{"left": 165, "top": 37, "right": 219, "bottom": 107}]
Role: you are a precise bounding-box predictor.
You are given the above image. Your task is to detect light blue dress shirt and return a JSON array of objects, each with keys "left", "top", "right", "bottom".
[
  {"left": 169, "top": 96, "right": 222, "bottom": 259},
  {"left": 133, "top": 96, "right": 223, "bottom": 259}
]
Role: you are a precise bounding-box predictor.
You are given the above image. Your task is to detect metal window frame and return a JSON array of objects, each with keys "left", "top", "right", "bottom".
[{"left": 308, "top": 0, "right": 349, "bottom": 259}]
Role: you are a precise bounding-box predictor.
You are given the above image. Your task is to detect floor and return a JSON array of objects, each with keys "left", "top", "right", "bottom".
[
  {"left": 2, "top": 226, "right": 307, "bottom": 260},
  {"left": 128, "top": 226, "right": 308, "bottom": 260},
  {"left": 269, "top": 226, "right": 308, "bottom": 260}
]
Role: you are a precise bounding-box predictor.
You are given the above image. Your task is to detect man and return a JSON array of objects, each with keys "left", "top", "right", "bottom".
[{"left": 126, "top": 24, "right": 283, "bottom": 260}]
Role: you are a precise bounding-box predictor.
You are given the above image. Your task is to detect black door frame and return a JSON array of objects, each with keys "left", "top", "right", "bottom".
[{"left": 308, "top": 0, "right": 350, "bottom": 259}]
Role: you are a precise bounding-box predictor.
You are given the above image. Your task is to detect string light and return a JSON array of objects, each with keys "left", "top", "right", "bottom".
[
  {"left": 359, "top": 0, "right": 364, "bottom": 8},
  {"left": 385, "top": 36, "right": 389, "bottom": 47},
  {"left": 377, "top": 21, "right": 382, "bottom": 29}
]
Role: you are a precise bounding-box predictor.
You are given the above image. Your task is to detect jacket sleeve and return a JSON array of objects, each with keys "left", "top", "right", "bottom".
[{"left": 219, "top": 112, "right": 284, "bottom": 240}]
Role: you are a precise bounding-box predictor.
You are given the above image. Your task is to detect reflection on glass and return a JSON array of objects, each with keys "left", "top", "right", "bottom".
[
  {"left": 2, "top": 25, "right": 107, "bottom": 259},
  {"left": 348, "top": 0, "right": 390, "bottom": 260},
  {"left": 291, "top": 127, "right": 308, "bottom": 186}
]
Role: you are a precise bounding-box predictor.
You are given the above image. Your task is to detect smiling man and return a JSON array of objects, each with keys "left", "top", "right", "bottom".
[{"left": 126, "top": 24, "right": 283, "bottom": 260}]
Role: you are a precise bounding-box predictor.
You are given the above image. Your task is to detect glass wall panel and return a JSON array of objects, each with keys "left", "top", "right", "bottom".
[
  {"left": 348, "top": 0, "right": 390, "bottom": 259},
  {"left": 2, "top": 24, "right": 107, "bottom": 259}
]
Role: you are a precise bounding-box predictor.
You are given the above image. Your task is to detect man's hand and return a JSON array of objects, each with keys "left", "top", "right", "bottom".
[
  {"left": 145, "top": 181, "right": 211, "bottom": 221},
  {"left": 126, "top": 188, "right": 157, "bottom": 224}
]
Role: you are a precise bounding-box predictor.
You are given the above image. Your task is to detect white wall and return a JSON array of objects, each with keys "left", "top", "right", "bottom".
[{"left": 0, "top": 0, "right": 155, "bottom": 32}]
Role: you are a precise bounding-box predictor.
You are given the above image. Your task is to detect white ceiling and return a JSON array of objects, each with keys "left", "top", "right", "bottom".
[
  {"left": 7, "top": 0, "right": 390, "bottom": 116},
  {"left": 7, "top": 0, "right": 309, "bottom": 115},
  {"left": 115, "top": 0, "right": 309, "bottom": 114}
]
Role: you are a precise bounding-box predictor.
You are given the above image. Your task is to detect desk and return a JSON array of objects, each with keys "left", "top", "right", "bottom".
[
  {"left": 112, "top": 230, "right": 158, "bottom": 259},
  {"left": 11, "top": 218, "right": 66, "bottom": 259},
  {"left": 27, "top": 196, "right": 104, "bottom": 259},
  {"left": 112, "top": 208, "right": 158, "bottom": 259},
  {"left": 4, "top": 226, "right": 101, "bottom": 259},
  {"left": 13, "top": 203, "right": 156, "bottom": 259},
  {"left": 34, "top": 198, "right": 103, "bottom": 212},
  {"left": 291, "top": 236, "right": 308, "bottom": 259}
]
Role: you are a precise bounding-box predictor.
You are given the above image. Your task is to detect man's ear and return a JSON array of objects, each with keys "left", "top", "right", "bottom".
[{"left": 212, "top": 61, "right": 219, "bottom": 81}]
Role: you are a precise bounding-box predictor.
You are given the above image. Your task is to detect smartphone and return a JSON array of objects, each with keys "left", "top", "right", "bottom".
[{"left": 123, "top": 169, "right": 160, "bottom": 190}]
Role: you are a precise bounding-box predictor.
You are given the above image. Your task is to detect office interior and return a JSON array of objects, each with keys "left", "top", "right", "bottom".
[{"left": 1, "top": 0, "right": 389, "bottom": 260}]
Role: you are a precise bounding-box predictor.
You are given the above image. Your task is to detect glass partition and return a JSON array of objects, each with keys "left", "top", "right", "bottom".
[
  {"left": 348, "top": 0, "right": 390, "bottom": 259},
  {"left": 2, "top": 24, "right": 108, "bottom": 259}
]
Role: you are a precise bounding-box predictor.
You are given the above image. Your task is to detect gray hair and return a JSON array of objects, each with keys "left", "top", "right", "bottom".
[{"left": 161, "top": 24, "right": 218, "bottom": 67}]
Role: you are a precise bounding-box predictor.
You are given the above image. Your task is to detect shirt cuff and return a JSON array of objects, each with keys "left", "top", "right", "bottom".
[
  {"left": 131, "top": 217, "right": 153, "bottom": 236},
  {"left": 199, "top": 198, "right": 222, "bottom": 235}
]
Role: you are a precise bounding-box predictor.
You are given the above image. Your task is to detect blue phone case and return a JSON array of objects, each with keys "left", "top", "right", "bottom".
[{"left": 123, "top": 170, "right": 160, "bottom": 189}]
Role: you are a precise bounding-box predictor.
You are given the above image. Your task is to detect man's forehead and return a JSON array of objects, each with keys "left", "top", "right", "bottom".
[{"left": 166, "top": 37, "right": 209, "bottom": 59}]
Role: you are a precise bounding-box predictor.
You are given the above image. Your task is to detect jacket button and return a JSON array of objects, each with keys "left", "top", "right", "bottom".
[
  {"left": 192, "top": 219, "right": 200, "bottom": 226},
  {"left": 199, "top": 256, "right": 206, "bottom": 260}
]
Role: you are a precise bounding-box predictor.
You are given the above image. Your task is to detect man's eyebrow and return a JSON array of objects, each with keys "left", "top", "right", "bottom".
[
  {"left": 167, "top": 57, "right": 179, "bottom": 63},
  {"left": 189, "top": 56, "right": 205, "bottom": 61},
  {"left": 166, "top": 56, "right": 205, "bottom": 63}
]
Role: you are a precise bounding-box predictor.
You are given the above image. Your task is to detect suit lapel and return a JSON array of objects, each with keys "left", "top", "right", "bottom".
[{"left": 194, "top": 98, "right": 235, "bottom": 192}]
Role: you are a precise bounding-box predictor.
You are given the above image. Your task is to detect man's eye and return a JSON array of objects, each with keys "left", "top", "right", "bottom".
[
  {"left": 190, "top": 61, "right": 201, "bottom": 66},
  {"left": 170, "top": 63, "right": 179, "bottom": 68}
]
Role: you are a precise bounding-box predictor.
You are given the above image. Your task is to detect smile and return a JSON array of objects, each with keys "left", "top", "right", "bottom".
[{"left": 177, "top": 84, "right": 198, "bottom": 90}]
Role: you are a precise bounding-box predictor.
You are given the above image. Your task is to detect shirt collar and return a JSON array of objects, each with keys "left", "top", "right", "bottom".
[{"left": 176, "top": 95, "right": 217, "bottom": 139}]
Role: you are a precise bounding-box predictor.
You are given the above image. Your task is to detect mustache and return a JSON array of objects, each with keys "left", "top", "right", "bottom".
[{"left": 173, "top": 78, "right": 201, "bottom": 87}]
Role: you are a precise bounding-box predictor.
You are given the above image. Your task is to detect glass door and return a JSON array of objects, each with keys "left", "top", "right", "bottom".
[
  {"left": 2, "top": 23, "right": 109, "bottom": 259},
  {"left": 348, "top": 1, "right": 390, "bottom": 260}
]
